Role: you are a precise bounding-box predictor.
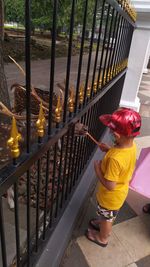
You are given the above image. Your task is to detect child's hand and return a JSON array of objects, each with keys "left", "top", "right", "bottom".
[{"left": 98, "top": 143, "right": 111, "bottom": 152}]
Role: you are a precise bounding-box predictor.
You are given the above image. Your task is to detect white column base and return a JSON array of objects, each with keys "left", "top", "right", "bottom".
[
  {"left": 119, "top": 96, "right": 141, "bottom": 112},
  {"left": 143, "top": 68, "right": 149, "bottom": 74}
]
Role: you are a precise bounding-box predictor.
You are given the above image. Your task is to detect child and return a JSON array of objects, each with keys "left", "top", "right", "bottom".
[{"left": 85, "top": 107, "right": 141, "bottom": 247}]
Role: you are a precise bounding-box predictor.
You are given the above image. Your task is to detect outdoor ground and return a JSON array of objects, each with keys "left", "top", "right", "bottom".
[{"left": 3, "top": 29, "right": 96, "bottom": 63}]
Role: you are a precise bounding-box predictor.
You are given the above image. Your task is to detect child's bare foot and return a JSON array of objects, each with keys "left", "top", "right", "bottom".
[{"left": 85, "top": 229, "right": 108, "bottom": 247}]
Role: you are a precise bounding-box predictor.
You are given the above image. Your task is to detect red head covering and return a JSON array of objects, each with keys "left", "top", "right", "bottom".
[{"left": 99, "top": 108, "right": 141, "bottom": 137}]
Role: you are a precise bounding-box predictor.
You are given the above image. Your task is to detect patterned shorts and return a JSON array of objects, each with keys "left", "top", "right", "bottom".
[{"left": 96, "top": 204, "right": 119, "bottom": 222}]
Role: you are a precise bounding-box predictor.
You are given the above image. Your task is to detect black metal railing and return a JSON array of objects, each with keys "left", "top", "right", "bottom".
[{"left": 0, "top": 0, "right": 135, "bottom": 266}]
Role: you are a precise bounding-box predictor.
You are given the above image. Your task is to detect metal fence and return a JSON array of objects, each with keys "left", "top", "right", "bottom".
[{"left": 0, "top": 0, "right": 135, "bottom": 266}]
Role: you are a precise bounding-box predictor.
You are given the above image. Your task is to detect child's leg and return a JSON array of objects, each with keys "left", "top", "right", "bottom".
[
  {"left": 87, "top": 220, "right": 112, "bottom": 244},
  {"left": 86, "top": 205, "right": 118, "bottom": 246},
  {"left": 99, "top": 220, "right": 112, "bottom": 243}
]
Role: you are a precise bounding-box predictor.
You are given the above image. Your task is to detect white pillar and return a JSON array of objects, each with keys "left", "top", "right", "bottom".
[
  {"left": 120, "top": 28, "right": 150, "bottom": 111},
  {"left": 143, "top": 41, "right": 150, "bottom": 73}
]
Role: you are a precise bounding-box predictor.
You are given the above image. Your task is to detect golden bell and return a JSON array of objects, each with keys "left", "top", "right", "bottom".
[
  {"left": 79, "top": 85, "right": 84, "bottom": 104},
  {"left": 36, "top": 103, "right": 46, "bottom": 137},
  {"left": 98, "top": 73, "right": 103, "bottom": 88},
  {"left": 7, "top": 117, "right": 22, "bottom": 158},
  {"left": 86, "top": 85, "right": 91, "bottom": 98},
  {"left": 54, "top": 95, "right": 62, "bottom": 123},
  {"left": 107, "top": 68, "right": 111, "bottom": 82},
  {"left": 93, "top": 82, "right": 97, "bottom": 93},
  {"left": 68, "top": 90, "right": 74, "bottom": 113}
]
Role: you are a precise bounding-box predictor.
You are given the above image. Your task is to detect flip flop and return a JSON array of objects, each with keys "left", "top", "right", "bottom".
[
  {"left": 89, "top": 218, "right": 100, "bottom": 231},
  {"left": 143, "top": 203, "right": 150, "bottom": 214},
  {"left": 85, "top": 230, "right": 108, "bottom": 248}
]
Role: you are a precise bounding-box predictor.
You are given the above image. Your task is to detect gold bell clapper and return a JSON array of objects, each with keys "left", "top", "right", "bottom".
[
  {"left": 36, "top": 103, "right": 46, "bottom": 141},
  {"left": 7, "top": 116, "right": 22, "bottom": 162}
]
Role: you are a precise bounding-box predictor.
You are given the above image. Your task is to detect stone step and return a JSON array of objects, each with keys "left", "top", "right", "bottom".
[
  {"left": 61, "top": 196, "right": 139, "bottom": 267},
  {"left": 77, "top": 215, "right": 150, "bottom": 267}
]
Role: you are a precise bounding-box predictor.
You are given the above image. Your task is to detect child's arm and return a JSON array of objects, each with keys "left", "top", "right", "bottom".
[
  {"left": 98, "top": 143, "right": 111, "bottom": 152},
  {"left": 94, "top": 160, "right": 116, "bottom": 191}
]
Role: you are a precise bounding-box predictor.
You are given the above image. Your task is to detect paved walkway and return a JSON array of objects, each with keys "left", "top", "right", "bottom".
[{"left": 61, "top": 70, "right": 150, "bottom": 267}]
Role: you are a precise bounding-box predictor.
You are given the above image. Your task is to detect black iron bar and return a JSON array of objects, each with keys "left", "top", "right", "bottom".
[
  {"left": 74, "top": 0, "right": 88, "bottom": 113},
  {"left": 78, "top": 114, "right": 87, "bottom": 174},
  {"left": 65, "top": 128, "right": 74, "bottom": 199},
  {"left": 106, "top": 11, "right": 118, "bottom": 81},
  {"left": 27, "top": 169, "right": 31, "bottom": 266},
  {"left": 35, "top": 158, "right": 41, "bottom": 252},
  {"left": 60, "top": 131, "right": 70, "bottom": 208},
  {"left": 25, "top": 0, "right": 31, "bottom": 153},
  {"left": 68, "top": 126, "right": 76, "bottom": 193},
  {"left": 83, "top": 0, "right": 99, "bottom": 106},
  {"left": 123, "top": 20, "right": 129, "bottom": 62},
  {"left": 118, "top": 18, "right": 125, "bottom": 65},
  {"left": 109, "top": 13, "right": 120, "bottom": 75},
  {"left": 90, "top": 104, "right": 97, "bottom": 153},
  {"left": 125, "top": 23, "right": 133, "bottom": 60},
  {"left": 43, "top": 150, "right": 50, "bottom": 240},
  {"left": 70, "top": 134, "right": 78, "bottom": 187},
  {"left": 101, "top": 4, "right": 111, "bottom": 87},
  {"left": 14, "top": 182, "right": 21, "bottom": 267},
  {"left": 49, "top": 143, "right": 57, "bottom": 227},
  {"left": 73, "top": 129, "right": 82, "bottom": 182},
  {"left": 114, "top": 17, "right": 123, "bottom": 72},
  {"left": 63, "top": 0, "right": 76, "bottom": 123},
  {"left": 72, "top": 140, "right": 79, "bottom": 186},
  {"left": 84, "top": 107, "right": 93, "bottom": 163},
  {"left": 128, "top": 25, "right": 134, "bottom": 57},
  {"left": 55, "top": 137, "right": 64, "bottom": 217},
  {"left": 91, "top": 0, "right": 106, "bottom": 97},
  {"left": 111, "top": 16, "right": 122, "bottom": 77},
  {"left": 80, "top": 112, "right": 89, "bottom": 170},
  {"left": 74, "top": 117, "right": 85, "bottom": 180},
  {"left": 0, "top": 197, "right": 7, "bottom": 267},
  {"left": 96, "top": 3, "right": 110, "bottom": 90},
  {"left": 48, "top": 0, "right": 57, "bottom": 135},
  {"left": 103, "top": 7, "right": 115, "bottom": 85},
  {"left": 95, "top": 102, "right": 100, "bottom": 140},
  {"left": 115, "top": 17, "right": 124, "bottom": 74},
  {"left": 127, "top": 25, "right": 134, "bottom": 58},
  {"left": 120, "top": 19, "right": 128, "bottom": 66}
]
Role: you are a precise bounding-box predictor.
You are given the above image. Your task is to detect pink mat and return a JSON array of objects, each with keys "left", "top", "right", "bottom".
[{"left": 130, "top": 147, "right": 150, "bottom": 198}]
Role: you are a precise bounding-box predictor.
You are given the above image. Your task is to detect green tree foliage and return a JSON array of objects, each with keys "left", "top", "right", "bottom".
[
  {"left": 4, "top": 0, "right": 24, "bottom": 23},
  {"left": 4, "top": 0, "right": 100, "bottom": 32}
]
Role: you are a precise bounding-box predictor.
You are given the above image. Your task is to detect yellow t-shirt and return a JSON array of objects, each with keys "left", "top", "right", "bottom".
[{"left": 96, "top": 142, "right": 137, "bottom": 210}]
